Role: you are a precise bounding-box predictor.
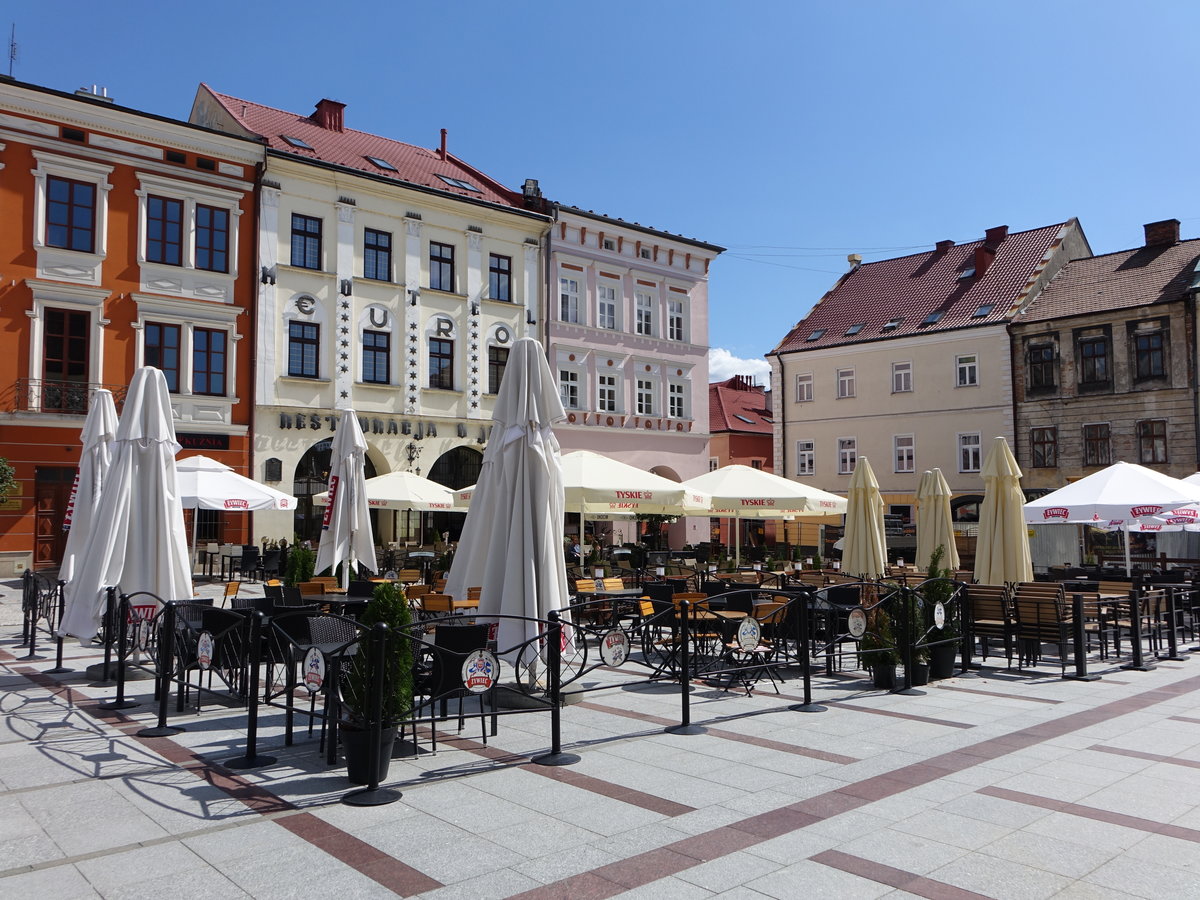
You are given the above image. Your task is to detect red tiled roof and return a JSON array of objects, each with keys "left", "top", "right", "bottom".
[
  {"left": 202, "top": 85, "right": 527, "bottom": 210},
  {"left": 709, "top": 376, "right": 772, "bottom": 434},
  {"left": 772, "top": 222, "right": 1075, "bottom": 354},
  {"left": 1018, "top": 238, "right": 1200, "bottom": 323}
]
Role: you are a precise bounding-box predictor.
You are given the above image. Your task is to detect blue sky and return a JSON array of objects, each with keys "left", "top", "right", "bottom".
[{"left": 14, "top": 2, "right": 1197, "bottom": 381}]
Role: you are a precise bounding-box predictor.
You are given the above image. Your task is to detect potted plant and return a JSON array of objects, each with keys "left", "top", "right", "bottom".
[
  {"left": 895, "top": 587, "right": 929, "bottom": 686},
  {"left": 924, "top": 545, "right": 960, "bottom": 679},
  {"left": 284, "top": 543, "right": 315, "bottom": 587},
  {"left": 859, "top": 603, "right": 900, "bottom": 690},
  {"left": 341, "top": 581, "right": 414, "bottom": 784}
]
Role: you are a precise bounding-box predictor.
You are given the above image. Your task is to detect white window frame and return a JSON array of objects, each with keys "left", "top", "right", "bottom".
[
  {"left": 958, "top": 432, "right": 982, "bottom": 472},
  {"left": 135, "top": 172, "right": 242, "bottom": 276},
  {"left": 636, "top": 377, "right": 655, "bottom": 415},
  {"left": 635, "top": 291, "right": 655, "bottom": 337},
  {"left": 837, "top": 367, "right": 856, "bottom": 399},
  {"left": 25, "top": 279, "right": 110, "bottom": 401},
  {"left": 559, "top": 276, "right": 580, "bottom": 324},
  {"left": 132, "top": 293, "right": 241, "bottom": 411},
  {"left": 31, "top": 151, "right": 115, "bottom": 287},
  {"left": 708, "top": 457, "right": 719, "bottom": 472},
  {"left": 597, "top": 372, "right": 619, "bottom": 413},
  {"left": 837, "top": 437, "right": 857, "bottom": 475},
  {"left": 596, "top": 282, "right": 618, "bottom": 330},
  {"left": 894, "top": 434, "right": 915, "bottom": 473},
  {"left": 795, "top": 373, "right": 813, "bottom": 403},
  {"left": 956, "top": 353, "right": 979, "bottom": 387},
  {"left": 892, "top": 360, "right": 912, "bottom": 393},
  {"left": 559, "top": 367, "right": 580, "bottom": 409},
  {"left": 796, "top": 439, "right": 815, "bottom": 476},
  {"left": 668, "top": 381, "right": 686, "bottom": 419},
  {"left": 667, "top": 297, "right": 686, "bottom": 342}
]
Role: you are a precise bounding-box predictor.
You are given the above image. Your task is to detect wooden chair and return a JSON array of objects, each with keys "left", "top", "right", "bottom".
[
  {"left": 312, "top": 576, "right": 340, "bottom": 592},
  {"left": 1012, "top": 582, "right": 1070, "bottom": 675},
  {"left": 397, "top": 569, "right": 423, "bottom": 584},
  {"left": 466, "top": 586, "right": 482, "bottom": 603},
  {"left": 602, "top": 577, "right": 626, "bottom": 591},
  {"left": 297, "top": 581, "right": 325, "bottom": 597},
  {"left": 223, "top": 581, "right": 241, "bottom": 607},
  {"left": 965, "top": 583, "right": 1015, "bottom": 668}
]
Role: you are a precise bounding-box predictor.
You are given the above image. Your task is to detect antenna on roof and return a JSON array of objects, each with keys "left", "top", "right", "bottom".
[{"left": 8, "top": 24, "right": 16, "bottom": 77}]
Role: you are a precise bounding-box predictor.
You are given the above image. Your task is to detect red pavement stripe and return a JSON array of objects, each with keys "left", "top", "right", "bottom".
[
  {"left": 13, "top": 666, "right": 443, "bottom": 896},
  {"left": 1169, "top": 715, "right": 1200, "bottom": 725},
  {"left": 512, "top": 672, "right": 1200, "bottom": 899},
  {"left": 577, "top": 699, "right": 858, "bottom": 764},
  {"left": 978, "top": 785, "right": 1200, "bottom": 843},
  {"left": 1089, "top": 743, "right": 1200, "bottom": 771},
  {"left": 811, "top": 849, "right": 996, "bottom": 899},
  {"left": 934, "top": 684, "right": 1063, "bottom": 704}
]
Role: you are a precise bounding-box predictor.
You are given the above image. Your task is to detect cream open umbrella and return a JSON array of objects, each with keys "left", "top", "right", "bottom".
[
  {"left": 314, "top": 469, "right": 454, "bottom": 512},
  {"left": 315, "top": 409, "right": 377, "bottom": 588},
  {"left": 916, "top": 467, "right": 959, "bottom": 573},
  {"left": 60, "top": 388, "right": 118, "bottom": 584},
  {"left": 683, "top": 464, "right": 846, "bottom": 566},
  {"left": 60, "top": 368, "right": 192, "bottom": 642},
  {"left": 975, "top": 437, "right": 1032, "bottom": 584},
  {"left": 444, "top": 337, "right": 569, "bottom": 675}
]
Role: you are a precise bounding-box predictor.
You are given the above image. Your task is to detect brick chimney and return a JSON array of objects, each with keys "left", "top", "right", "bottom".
[
  {"left": 1144, "top": 219, "right": 1180, "bottom": 247},
  {"left": 935, "top": 240, "right": 955, "bottom": 252},
  {"left": 984, "top": 225, "right": 1009, "bottom": 248},
  {"left": 973, "top": 225, "right": 1008, "bottom": 278},
  {"left": 312, "top": 98, "right": 345, "bottom": 132}
]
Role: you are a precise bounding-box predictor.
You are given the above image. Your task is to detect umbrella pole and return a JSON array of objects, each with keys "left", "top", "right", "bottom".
[
  {"left": 734, "top": 516, "right": 740, "bottom": 567},
  {"left": 1124, "top": 523, "right": 1132, "bottom": 578},
  {"left": 190, "top": 508, "right": 199, "bottom": 576}
]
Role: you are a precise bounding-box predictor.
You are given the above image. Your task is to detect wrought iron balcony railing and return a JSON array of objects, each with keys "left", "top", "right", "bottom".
[{"left": 7, "top": 378, "right": 128, "bottom": 415}]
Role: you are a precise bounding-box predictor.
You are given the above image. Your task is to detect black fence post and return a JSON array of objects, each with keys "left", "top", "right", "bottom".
[
  {"left": 1159, "top": 587, "right": 1187, "bottom": 662},
  {"left": 93, "top": 587, "right": 118, "bottom": 685},
  {"left": 343, "top": 622, "right": 401, "bottom": 806},
  {"left": 1121, "top": 589, "right": 1155, "bottom": 672},
  {"left": 534, "top": 610, "right": 581, "bottom": 766},
  {"left": 47, "top": 581, "right": 71, "bottom": 674},
  {"left": 895, "top": 586, "right": 922, "bottom": 695},
  {"left": 139, "top": 601, "right": 183, "bottom": 737},
  {"left": 790, "top": 590, "right": 825, "bottom": 713},
  {"left": 1068, "top": 593, "right": 1100, "bottom": 681},
  {"left": 666, "top": 599, "right": 706, "bottom": 735},
  {"left": 100, "top": 593, "right": 139, "bottom": 710},
  {"left": 20, "top": 570, "right": 32, "bottom": 647},
  {"left": 19, "top": 575, "right": 46, "bottom": 661},
  {"left": 226, "top": 611, "right": 277, "bottom": 768}
]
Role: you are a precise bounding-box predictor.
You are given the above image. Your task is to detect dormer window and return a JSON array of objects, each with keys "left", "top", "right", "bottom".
[
  {"left": 845, "top": 323, "right": 866, "bottom": 336},
  {"left": 281, "top": 135, "right": 314, "bottom": 150},
  {"left": 436, "top": 174, "right": 481, "bottom": 193},
  {"left": 806, "top": 329, "right": 826, "bottom": 342}
]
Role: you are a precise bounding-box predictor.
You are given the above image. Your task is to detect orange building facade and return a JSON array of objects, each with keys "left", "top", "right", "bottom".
[{"left": 0, "top": 78, "right": 263, "bottom": 573}]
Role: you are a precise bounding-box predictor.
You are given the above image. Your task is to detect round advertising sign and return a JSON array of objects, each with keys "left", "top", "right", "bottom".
[
  {"left": 599, "top": 629, "right": 629, "bottom": 667},
  {"left": 934, "top": 602, "right": 946, "bottom": 630},
  {"left": 303, "top": 646, "right": 326, "bottom": 693},
  {"left": 461, "top": 649, "right": 500, "bottom": 694},
  {"left": 847, "top": 608, "right": 868, "bottom": 640},
  {"left": 735, "top": 617, "right": 761, "bottom": 651},
  {"left": 197, "top": 631, "right": 214, "bottom": 670}
]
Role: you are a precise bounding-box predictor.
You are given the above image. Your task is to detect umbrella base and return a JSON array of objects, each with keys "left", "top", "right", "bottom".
[
  {"left": 664, "top": 723, "right": 707, "bottom": 736},
  {"left": 138, "top": 725, "right": 185, "bottom": 737},
  {"left": 342, "top": 787, "right": 403, "bottom": 806},
  {"left": 531, "top": 751, "right": 581, "bottom": 767},
  {"left": 225, "top": 753, "right": 278, "bottom": 770},
  {"left": 789, "top": 703, "right": 827, "bottom": 713}
]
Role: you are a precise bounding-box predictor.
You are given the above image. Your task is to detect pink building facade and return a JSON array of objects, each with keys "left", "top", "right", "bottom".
[{"left": 546, "top": 206, "right": 723, "bottom": 546}]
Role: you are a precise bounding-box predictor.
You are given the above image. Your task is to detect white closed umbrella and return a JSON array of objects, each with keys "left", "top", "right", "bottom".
[
  {"left": 445, "top": 337, "right": 569, "bottom": 671},
  {"left": 682, "top": 464, "right": 846, "bottom": 565},
  {"left": 842, "top": 456, "right": 887, "bottom": 580},
  {"left": 916, "top": 467, "right": 959, "bottom": 573},
  {"left": 315, "top": 409, "right": 377, "bottom": 588},
  {"left": 975, "top": 438, "right": 1032, "bottom": 584},
  {"left": 60, "top": 368, "right": 193, "bottom": 642},
  {"left": 60, "top": 389, "right": 118, "bottom": 583}
]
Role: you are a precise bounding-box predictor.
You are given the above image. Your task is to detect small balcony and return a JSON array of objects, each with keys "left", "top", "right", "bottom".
[{"left": 7, "top": 378, "right": 128, "bottom": 415}]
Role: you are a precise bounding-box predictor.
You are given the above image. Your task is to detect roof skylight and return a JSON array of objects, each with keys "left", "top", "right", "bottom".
[
  {"left": 882, "top": 317, "right": 903, "bottom": 330},
  {"left": 365, "top": 155, "right": 397, "bottom": 171},
  {"left": 806, "top": 329, "right": 826, "bottom": 342},
  {"left": 436, "top": 174, "right": 481, "bottom": 193},
  {"left": 281, "top": 135, "right": 314, "bottom": 150},
  {"left": 733, "top": 414, "right": 756, "bottom": 424},
  {"left": 845, "top": 323, "right": 866, "bottom": 336},
  {"left": 958, "top": 267, "right": 976, "bottom": 280},
  {"left": 921, "top": 311, "right": 944, "bottom": 326},
  {"left": 972, "top": 303, "right": 995, "bottom": 318}
]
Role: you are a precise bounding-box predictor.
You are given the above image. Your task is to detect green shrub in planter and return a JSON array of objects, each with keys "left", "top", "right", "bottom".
[
  {"left": 284, "top": 544, "right": 315, "bottom": 587},
  {"left": 343, "top": 581, "right": 414, "bottom": 728}
]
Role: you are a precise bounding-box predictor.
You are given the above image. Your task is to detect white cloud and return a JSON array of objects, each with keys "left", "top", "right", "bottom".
[{"left": 709, "top": 347, "right": 770, "bottom": 383}]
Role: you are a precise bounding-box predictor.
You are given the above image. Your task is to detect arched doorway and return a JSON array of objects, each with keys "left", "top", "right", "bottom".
[
  {"left": 292, "top": 437, "right": 379, "bottom": 545},
  {"left": 427, "top": 445, "right": 483, "bottom": 541}
]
